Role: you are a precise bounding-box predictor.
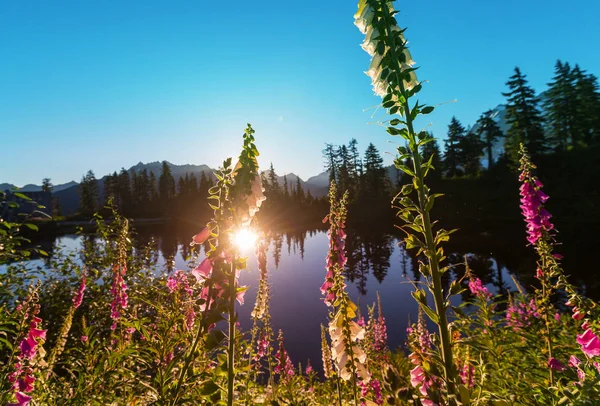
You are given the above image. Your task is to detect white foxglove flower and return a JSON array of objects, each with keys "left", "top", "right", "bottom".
[{"left": 355, "top": 0, "right": 418, "bottom": 97}]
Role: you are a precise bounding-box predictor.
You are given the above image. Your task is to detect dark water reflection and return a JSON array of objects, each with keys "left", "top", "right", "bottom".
[{"left": 7, "top": 222, "right": 594, "bottom": 367}]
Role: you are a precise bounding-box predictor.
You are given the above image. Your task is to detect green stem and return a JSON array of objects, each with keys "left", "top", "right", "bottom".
[
  {"left": 380, "top": 0, "right": 456, "bottom": 394},
  {"left": 540, "top": 245, "right": 554, "bottom": 387},
  {"left": 227, "top": 260, "right": 237, "bottom": 406},
  {"left": 172, "top": 282, "right": 214, "bottom": 405},
  {"left": 336, "top": 376, "right": 344, "bottom": 406}
]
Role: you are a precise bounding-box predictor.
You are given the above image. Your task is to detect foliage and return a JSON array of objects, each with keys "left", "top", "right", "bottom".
[{"left": 1, "top": 2, "right": 600, "bottom": 406}]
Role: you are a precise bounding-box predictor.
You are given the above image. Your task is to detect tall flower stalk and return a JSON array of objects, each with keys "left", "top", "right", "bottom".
[
  {"left": 355, "top": 0, "right": 458, "bottom": 398},
  {"left": 322, "top": 183, "right": 369, "bottom": 405},
  {"left": 171, "top": 124, "right": 264, "bottom": 405}
]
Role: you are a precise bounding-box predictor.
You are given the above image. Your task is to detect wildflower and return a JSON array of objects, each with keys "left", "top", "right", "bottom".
[
  {"left": 72, "top": 273, "right": 86, "bottom": 309},
  {"left": 569, "top": 355, "right": 581, "bottom": 367},
  {"left": 80, "top": 336, "right": 88, "bottom": 343},
  {"left": 572, "top": 309, "right": 585, "bottom": 320},
  {"left": 518, "top": 157, "right": 554, "bottom": 245},
  {"left": 468, "top": 277, "right": 492, "bottom": 300},
  {"left": 192, "top": 226, "right": 210, "bottom": 245},
  {"left": 110, "top": 233, "right": 129, "bottom": 331},
  {"left": 305, "top": 363, "right": 313, "bottom": 375},
  {"left": 548, "top": 357, "right": 567, "bottom": 371},
  {"left": 8, "top": 392, "right": 32, "bottom": 406},
  {"left": 274, "top": 330, "right": 295, "bottom": 382},
  {"left": 321, "top": 324, "right": 334, "bottom": 379},
  {"left": 576, "top": 328, "right": 600, "bottom": 357},
  {"left": 554, "top": 312, "right": 560, "bottom": 322},
  {"left": 459, "top": 362, "right": 475, "bottom": 387},
  {"left": 254, "top": 334, "right": 270, "bottom": 362},
  {"left": 354, "top": 0, "right": 418, "bottom": 97},
  {"left": 9, "top": 299, "right": 46, "bottom": 406},
  {"left": 329, "top": 308, "right": 369, "bottom": 382},
  {"left": 192, "top": 258, "right": 213, "bottom": 281}
]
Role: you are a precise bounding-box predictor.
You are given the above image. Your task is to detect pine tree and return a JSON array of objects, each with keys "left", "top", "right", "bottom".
[
  {"left": 460, "top": 131, "right": 484, "bottom": 176},
  {"left": 178, "top": 175, "right": 186, "bottom": 196},
  {"left": 571, "top": 65, "right": 600, "bottom": 146},
  {"left": 475, "top": 110, "right": 504, "bottom": 170},
  {"left": 267, "top": 163, "right": 280, "bottom": 197},
  {"left": 348, "top": 138, "right": 362, "bottom": 179},
  {"left": 117, "top": 168, "right": 132, "bottom": 214},
  {"left": 337, "top": 145, "right": 352, "bottom": 193},
  {"left": 188, "top": 173, "right": 198, "bottom": 195},
  {"left": 363, "top": 143, "right": 387, "bottom": 199},
  {"left": 149, "top": 171, "right": 159, "bottom": 215},
  {"left": 295, "top": 176, "right": 305, "bottom": 203},
  {"left": 323, "top": 143, "right": 339, "bottom": 184},
  {"left": 41, "top": 178, "right": 53, "bottom": 193},
  {"left": 158, "top": 161, "right": 176, "bottom": 210},
  {"left": 544, "top": 60, "right": 579, "bottom": 150},
  {"left": 443, "top": 117, "right": 465, "bottom": 177},
  {"left": 503, "top": 67, "right": 546, "bottom": 161},
  {"left": 79, "top": 170, "right": 99, "bottom": 216},
  {"left": 282, "top": 174, "right": 289, "bottom": 199}
]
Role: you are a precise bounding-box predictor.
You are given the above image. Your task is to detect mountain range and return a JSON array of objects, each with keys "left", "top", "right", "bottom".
[
  {"left": 1, "top": 162, "right": 347, "bottom": 215},
  {"left": 2, "top": 161, "right": 404, "bottom": 216}
]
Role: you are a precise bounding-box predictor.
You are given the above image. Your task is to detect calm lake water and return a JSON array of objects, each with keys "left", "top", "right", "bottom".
[{"left": 6, "top": 224, "right": 535, "bottom": 368}]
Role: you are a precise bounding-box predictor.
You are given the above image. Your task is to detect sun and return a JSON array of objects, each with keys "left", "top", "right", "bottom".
[{"left": 233, "top": 228, "right": 258, "bottom": 251}]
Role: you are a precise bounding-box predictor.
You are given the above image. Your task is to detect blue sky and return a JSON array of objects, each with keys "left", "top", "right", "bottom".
[{"left": 1, "top": 0, "right": 599, "bottom": 186}]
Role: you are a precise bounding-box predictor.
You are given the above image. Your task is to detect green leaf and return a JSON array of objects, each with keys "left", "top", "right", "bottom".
[
  {"left": 199, "top": 381, "right": 220, "bottom": 396},
  {"left": 418, "top": 302, "right": 439, "bottom": 324},
  {"left": 24, "top": 223, "right": 39, "bottom": 232},
  {"left": 421, "top": 106, "right": 434, "bottom": 115},
  {"left": 205, "top": 329, "right": 226, "bottom": 351},
  {"left": 13, "top": 192, "right": 31, "bottom": 201}
]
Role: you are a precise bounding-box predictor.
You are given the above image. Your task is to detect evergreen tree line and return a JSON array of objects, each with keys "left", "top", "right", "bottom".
[
  {"left": 441, "top": 60, "right": 600, "bottom": 177},
  {"left": 322, "top": 139, "right": 393, "bottom": 221},
  {"left": 78, "top": 161, "right": 216, "bottom": 218},
  {"left": 257, "top": 163, "right": 328, "bottom": 227},
  {"left": 76, "top": 161, "right": 328, "bottom": 225}
]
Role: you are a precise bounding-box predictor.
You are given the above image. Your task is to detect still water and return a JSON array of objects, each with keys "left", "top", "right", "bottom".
[{"left": 10, "top": 225, "right": 529, "bottom": 368}]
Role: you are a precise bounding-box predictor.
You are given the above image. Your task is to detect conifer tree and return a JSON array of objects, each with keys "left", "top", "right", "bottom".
[
  {"left": 443, "top": 117, "right": 465, "bottom": 177},
  {"left": 158, "top": 161, "right": 176, "bottom": 209},
  {"left": 460, "top": 131, "right": 484, "bottom": 176},
  {"left": 503, "top": 67, "right": 546, "bottom": 161},
  {"left": 282, "top": 174, "right": 289, "bottom": 199},
  {"left": 363, "top": 143, "right": 387, "bottom": 200},
  {"left": 41, "top": 178, "right": 53, "bottom": 193},
  {"left": 295, "top": 176, "right": 305, "bottom": 203},
  {"left": 117, "top": 168, "right": 132, "bottom": 214},
  {"left": 571, "top": 65, "right": 600, "bottom": 146},
  {"left": 323, "top": 143, "right": 339, "bottom": 184},
  {"left": 475, "top": 110, "right": 504, "bottom": 170},
  {"left": 544, "top": 60, "right": 580, "bottom": 150},
  {"left": 79, "top": 170, "right": 99, "bottom": 216}
]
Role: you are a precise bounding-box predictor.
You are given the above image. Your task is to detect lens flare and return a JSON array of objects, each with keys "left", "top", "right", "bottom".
[{"left": 233, "top": 228, "right": 257, "bottom": 251}]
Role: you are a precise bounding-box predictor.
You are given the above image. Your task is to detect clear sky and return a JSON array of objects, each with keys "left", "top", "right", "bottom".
[{"left": 1, "top": 0, "right": 599, "bottom": 186}]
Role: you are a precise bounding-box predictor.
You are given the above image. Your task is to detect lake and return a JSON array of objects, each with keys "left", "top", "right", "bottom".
[{"left": 4, "top": 222, "right": 549, "bottom": 369}]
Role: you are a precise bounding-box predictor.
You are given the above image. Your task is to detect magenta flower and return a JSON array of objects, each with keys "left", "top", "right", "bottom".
[
  {"left": 468, "top": 277, "right": 492, "bottom": 300},
  {"left": 192, "top": 258, "right": 213, "bottom": 281},
  {"left": 548, "top": 357, "right": 567, "bottom": 371},
  {"left": 80, "top": 335, "right": 88, "bottom": 343},
  {"left": 577, "top": 329, "right": 600, "bottom": 357},
  {"left": 8, "top": 392, "right": 32, "bottom": 406},
  {"left": 110, "top": 263, "right": 128, "bottom": 330},
  {"left": 569, "top": 355, "right": 581, "bottom": 367},
  {"left": 192, "top": 227, "right": 210, "bottom": 245},
  {"left": 519, "top": 174, "right": 554, "bottom": 245},
  {"left": 72, "top": 274, "right": 86, "bottom": 309}
]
